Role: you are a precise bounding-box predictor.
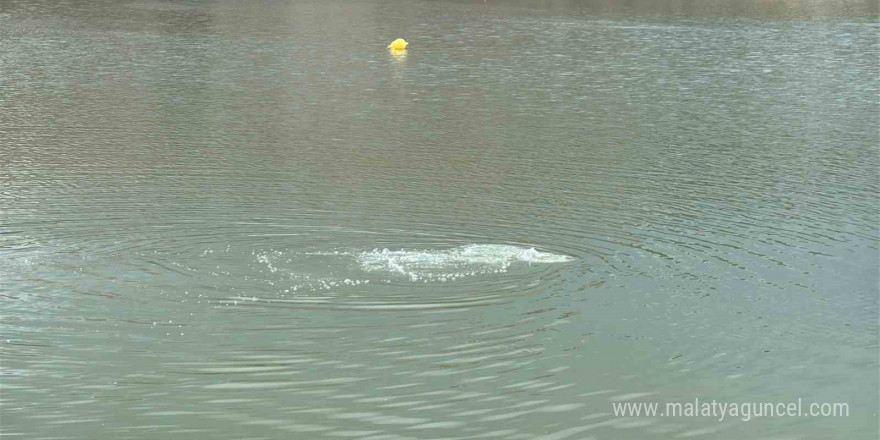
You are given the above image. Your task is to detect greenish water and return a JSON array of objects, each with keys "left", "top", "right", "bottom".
[{"left": 1, "top": 0, "right": 878, "bottom": 439}]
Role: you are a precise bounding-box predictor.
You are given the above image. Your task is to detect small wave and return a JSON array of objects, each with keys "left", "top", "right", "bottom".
[{"left": 356, "top": 244, "right": 574, "bottom": 282}]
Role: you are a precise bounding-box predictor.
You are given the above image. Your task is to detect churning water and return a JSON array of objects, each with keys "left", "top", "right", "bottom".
[{"left": 1, "top": 0, "right": 878, "bottom": 439}]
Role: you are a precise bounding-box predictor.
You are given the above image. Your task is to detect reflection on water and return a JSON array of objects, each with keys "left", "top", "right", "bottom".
[
  {"left": 1, "top": 0, "right": 878, "bottom": 439},
  {"left": 390, "top": 48, "right": 408, "bottom": 63}
]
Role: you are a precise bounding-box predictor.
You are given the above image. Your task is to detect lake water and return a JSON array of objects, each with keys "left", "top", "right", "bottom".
[{"left": 1, "top": 0, "right": 878, "bottom": 439}]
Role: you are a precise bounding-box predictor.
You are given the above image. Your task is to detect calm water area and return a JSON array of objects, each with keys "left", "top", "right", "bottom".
[{"left": 1, "top": 0, "right": 878, "bottom": 438}]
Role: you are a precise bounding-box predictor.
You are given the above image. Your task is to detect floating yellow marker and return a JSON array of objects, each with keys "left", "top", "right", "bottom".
[{"left": 387, "top": 38, "right": 408, "bottom": 50}]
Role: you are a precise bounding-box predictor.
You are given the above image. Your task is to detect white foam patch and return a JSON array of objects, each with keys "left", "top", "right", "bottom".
[{"left": 357, "top": 244, "right": 573, "bottom": 282}]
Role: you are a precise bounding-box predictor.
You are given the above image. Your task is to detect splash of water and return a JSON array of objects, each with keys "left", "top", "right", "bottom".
[{"left": 357, "top": 244, "right": 573, "bottom": 282}]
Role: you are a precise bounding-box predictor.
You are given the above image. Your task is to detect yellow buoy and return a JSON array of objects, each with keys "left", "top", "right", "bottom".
[{"left": 387, "top": 38, "right": 408, "bottom": 50}]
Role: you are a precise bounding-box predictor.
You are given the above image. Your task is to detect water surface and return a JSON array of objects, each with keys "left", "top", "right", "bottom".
[{"left": 1, "top": 0, "right": 878, "bottom": 439}]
